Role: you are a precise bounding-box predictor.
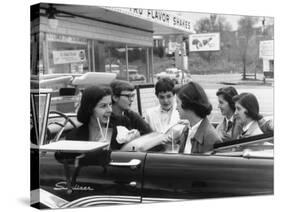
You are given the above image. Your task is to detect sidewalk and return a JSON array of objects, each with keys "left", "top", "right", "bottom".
[{"left": 192, "top": 73, "right": 274, "bottom": 88}]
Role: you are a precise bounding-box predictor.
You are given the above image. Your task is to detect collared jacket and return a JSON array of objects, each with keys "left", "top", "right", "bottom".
[
  {"left": 217, "top": 116, "right": 272, "bottom": 141},
  {"left": 216, "top": 117, "right": 242, "bottom": 142},
  {"left": 179, "top": 118, "right": 222, "bottom": 153},
  {"left": 239, "top": 120, "right": 263, "bottom": 138}
]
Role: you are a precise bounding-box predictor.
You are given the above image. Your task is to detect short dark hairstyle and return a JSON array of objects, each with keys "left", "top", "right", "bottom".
[
  {"left": 177, "top": 81, "right": 212, "bottom": 118},
  {"left": 233, "top": 92, "right": 262, "bottom": 121},
  {"left": 77, "top": 86, "right": 112, "bottom": 124},
  {"left": 110, "top": 80, "right": 135, "bottom": 104},
  {"left": 216, "top": 86, "right": 238, "bottom": 112},
  {"left": 110, "top": 80, "right": 134, "bottom": 94},
  {"left": 155, "top": 78, "right": 175, "bottom": 96}
]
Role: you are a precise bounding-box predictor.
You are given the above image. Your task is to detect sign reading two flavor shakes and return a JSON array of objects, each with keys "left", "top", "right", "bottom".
[
  {"left": 104, "top": 7, "right": 194, "bottom": 33},
  {"left": 53, "top": 50, "right": 86, "bottom": 64}
]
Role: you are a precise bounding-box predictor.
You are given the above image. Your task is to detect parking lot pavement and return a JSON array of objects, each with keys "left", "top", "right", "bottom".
[{"left": 191, "top": 73, "right": 274, "bottom": 89}]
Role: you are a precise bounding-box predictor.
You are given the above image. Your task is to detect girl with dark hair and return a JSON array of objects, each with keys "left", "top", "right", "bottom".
[
  {"left": 176, "top": 81, "right": 221, "bottom": 154},
  {"left": 216, "top": 86, "right": 242, "bottom": 141},
  {"left": 66, "top": 85, "right": 124, "bottom": 149},
  {"left": 55, "top": 86, "right": 114, "bottom": 166},
  {"left": 77, "top": 86, "right": 112, "bottom": 126},
  {"left": 233, "top": 92, "right": 263, "bottom": 138}
]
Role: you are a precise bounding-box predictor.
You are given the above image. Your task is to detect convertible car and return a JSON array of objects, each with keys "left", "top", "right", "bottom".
[{"left": 30, "top": 73, "right": 273, "bottom": 209}]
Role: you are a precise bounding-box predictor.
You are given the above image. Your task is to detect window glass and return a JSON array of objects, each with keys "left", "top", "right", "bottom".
[
  {"left": 31, "top": 33, "right": 38, "bottom": 75},
  {"left": 46, "top": 33, "right": 90, "bottom": 74},
  {"left": 103, "top": 42, "right": 127, "bottom": 80},
  {"left": 128, "top": 46, "right": 148, "bottom": 84},
  {"left": 31, "top": 33, "right": 44, "bottom": 75},
  {"left": 102, "top": 42, "right": 150, "bottom": 83}
]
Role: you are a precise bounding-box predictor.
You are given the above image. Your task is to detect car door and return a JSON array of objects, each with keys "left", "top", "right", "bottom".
[
  {"left": 38, "top": 150, "right": 146, "bottom": 208},
  {"left": 141, "top": 152, "right": 273, "bottom": 202}
]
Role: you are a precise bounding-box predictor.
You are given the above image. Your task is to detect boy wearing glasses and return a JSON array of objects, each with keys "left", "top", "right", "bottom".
[{"left": 110, "top": 80, "right": 152, "bottom": 145}]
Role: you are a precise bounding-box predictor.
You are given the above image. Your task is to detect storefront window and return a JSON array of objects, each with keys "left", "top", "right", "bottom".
[
  {"left": 31, "top": 33, "right": 44, "bottom": 75},
  {"left": 103, "top": 42, "right": 127, "bottom": 80},
  {"left": 128, "top": 46, "right": 148, "bottom": 84},
  {"left": 46, "top": 33, "right": 90, "bottom": 74},
  {"left": 102, "top": 42, "right": 150, "bottom": 84}
]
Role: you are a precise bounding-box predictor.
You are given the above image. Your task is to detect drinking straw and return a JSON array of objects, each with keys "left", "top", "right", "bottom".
[
  {"left": 171, "top": 128, "right": 174, "bottom": 152},
  {"left": 104, "top": 116, "right": 110, "bottom": 141},
  {"left": 96, "top": 117, "right": 105, "bottom": 140}
]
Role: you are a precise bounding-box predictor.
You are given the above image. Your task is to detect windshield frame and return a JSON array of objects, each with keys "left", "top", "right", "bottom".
[{"left": 210, "top": 132, "right": 274, "bottom": 158}]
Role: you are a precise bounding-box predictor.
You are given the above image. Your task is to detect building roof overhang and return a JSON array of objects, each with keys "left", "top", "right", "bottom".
[{"left": 39, "top": 3, "right": 195, "bottom": 37}]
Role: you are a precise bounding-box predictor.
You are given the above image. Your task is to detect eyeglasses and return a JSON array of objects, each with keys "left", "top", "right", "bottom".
[{"left": 119, "top": 93, "right": 136, "bottom": 100}]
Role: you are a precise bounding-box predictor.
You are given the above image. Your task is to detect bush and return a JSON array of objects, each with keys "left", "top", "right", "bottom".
[{"left": 153, "top": 54, "right": 262, "bottom": 76}]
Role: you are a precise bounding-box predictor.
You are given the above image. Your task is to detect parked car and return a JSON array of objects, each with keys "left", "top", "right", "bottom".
[
  {"left": 128, "top": 69, "right": 146, "bottom": 83},
  {"left": 155, "top": 68, "right": 191, "bottom": 84},
  {"left": 105, "top": 64, "right": 120, "bottom": 74},
  {"left": 30, "top": 73, "right": 273, "bottom": 209}
]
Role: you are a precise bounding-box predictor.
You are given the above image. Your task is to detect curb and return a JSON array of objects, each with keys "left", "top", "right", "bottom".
[{"left": 219, "top": 81, "right": 273, "bottom": 87}]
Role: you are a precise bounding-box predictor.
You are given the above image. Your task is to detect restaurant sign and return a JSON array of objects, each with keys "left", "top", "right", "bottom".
[
  {"left": 53, "top": 50, "right": 86, "bottom": 65},
  {"left": 104, "top": 7, "right": 194, "bottom": 33}
]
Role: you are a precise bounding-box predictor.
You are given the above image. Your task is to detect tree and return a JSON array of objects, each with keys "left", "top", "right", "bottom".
[
  {"left": 194, "top": 15, "right": 216, "bottom": 63},
  {"left": 216, "top": 16, "right": 232, "bottom": 32},
  {"left": 194, "top": 14, "right": 233, "bottom": 63},
  {"left": 237, "top": 16, "right": 258, "bottom": 79},
  {"left": 195, "top": 14, "right": 232, "bottom": 33}
]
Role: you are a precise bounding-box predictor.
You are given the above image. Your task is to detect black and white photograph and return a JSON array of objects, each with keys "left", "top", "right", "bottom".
[
  {"left": 28, "top": 1, "right": 276, "bottom": 210},
  {"left": 2, "top": 0, "right": 279, "bottom": 211}
]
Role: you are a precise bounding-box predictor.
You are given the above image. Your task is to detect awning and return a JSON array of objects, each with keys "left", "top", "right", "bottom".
[
  {"left": 102, "top": 7, "right": 195, "bottom": 35},
  {"left": 39, "top": 3, "right": 195, "bottom": 36}
]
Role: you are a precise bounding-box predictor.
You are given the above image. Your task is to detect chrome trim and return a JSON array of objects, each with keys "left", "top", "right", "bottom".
[
  {"left": 40, "top": 92, "right": 51, "bottom": 146},
  {"left": 32, "top": 189, "right": 141, "bottom": 209},
  {"left": 30, "top": 189, "right": 69, "bottom": 208},
  {"left": 109, "top": 159, "right": 141, "bottom": 168},
  {"left": 62, "top": 195, "right": 140, "bottom": 208},
  {"left": 142, "top": 197, "right": 186, "bottom": 203}
]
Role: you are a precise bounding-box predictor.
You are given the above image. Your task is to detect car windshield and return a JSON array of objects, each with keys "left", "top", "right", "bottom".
[{"left": 211, "top": 133, "right": 273, "bottom": 158}]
